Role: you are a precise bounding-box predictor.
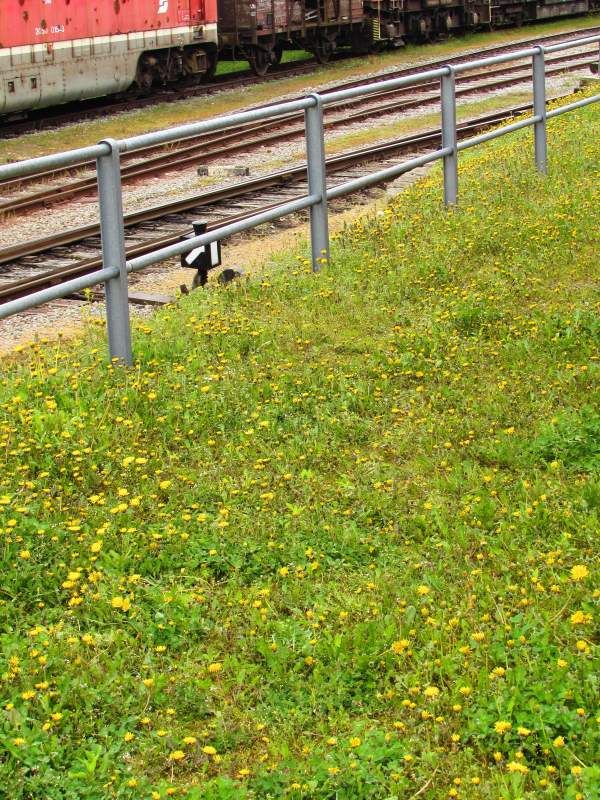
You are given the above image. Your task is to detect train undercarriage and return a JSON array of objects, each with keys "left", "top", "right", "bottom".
[{"left": 219, "top": 0, "right": 596, "bottom": 76}]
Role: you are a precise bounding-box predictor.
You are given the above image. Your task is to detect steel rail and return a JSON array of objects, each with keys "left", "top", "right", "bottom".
[
  {"left": 0, "top": 103, "right": 543, "bottom": 302},
  {"left": 2, "top": 26, "right": 599, "bottom": 184},
  {"left": 0, "top": 58, "right": 322, "bottom": 139},
  {"left": 1, "top": 50, "right": 594, "bottom": 215},
  {"left": 2, "top": 22, "right": 598, "bottom": 140},
  {"left": 0, "top": 102, "right": 534, "bottom": 268}
]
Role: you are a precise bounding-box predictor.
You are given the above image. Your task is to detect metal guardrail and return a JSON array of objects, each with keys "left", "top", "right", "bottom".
[{"left": 1, "top": 34, "right": 599, "bottom": 364}]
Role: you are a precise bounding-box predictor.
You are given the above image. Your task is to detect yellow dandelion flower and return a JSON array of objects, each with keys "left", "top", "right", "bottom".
[
  {"left": 169, "top": 750, "right": 185, "bottom": 761},
  {"left": 494, "top": 720, "right": 512, "bottom": 734},
  {"left": 507, "top": 762, "right": 528, "bottom": 774},
  {"left": 570, "top": 565, "right": 589, "bottom": 581},
  {"left": 570, "top": 610, "right": 590, "bottom": 626}
]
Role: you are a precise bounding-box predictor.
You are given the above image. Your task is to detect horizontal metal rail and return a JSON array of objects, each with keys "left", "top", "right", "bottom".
[
  {"left": 546, "top": 92, "right": 600, "bottom": 118},
  {"left": 457, "top": 114, "right": 542, "bottom": 150},
  {"left": 0, "top": 103, "right": 537, "bottom": 305},
  {"left": 0, "top": 267, "right": 118, "bottom": 318},
  {"left": 0, "top": 31, "right": 598, "bottom": 364},
  {"left": 126, "top": 194, "right": 319, "bottom": 273}
]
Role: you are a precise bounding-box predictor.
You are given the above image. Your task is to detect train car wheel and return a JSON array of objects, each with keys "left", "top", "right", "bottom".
[
  {"left": 272, "top": 44, "right": 284, "bottom": 67},
  {"left": 314, "top": 38, "right": 334, "bottom": 64},
  {"left": 249, "top": 47, "right": 271, "bottom": 76},
  {"left": 204, "top": 52, "right": 218, "bottom": 81},
  {"left": 370, "top": 40, "right": 386, "bottom": 55},
  {"left": 136, "top": 54, "right": 156, "bottom": 92}
]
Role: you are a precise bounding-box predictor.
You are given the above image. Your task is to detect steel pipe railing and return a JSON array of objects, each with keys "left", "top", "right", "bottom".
[{"left": 1, "top": 32, "right": 598, "bottom": 365}]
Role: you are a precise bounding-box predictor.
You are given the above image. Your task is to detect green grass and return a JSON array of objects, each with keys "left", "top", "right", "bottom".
[
  {"left": 0, "top": 96, "right": 598, "bottom": 800},
  {"left": 216, "top": 50, "right": 312, "bottom": 76}
]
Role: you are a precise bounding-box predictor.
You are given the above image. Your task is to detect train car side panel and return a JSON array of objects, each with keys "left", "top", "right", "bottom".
[
  {"left": 0, "top": 0, "right": 220, "bottom": 114},
  {"left": 0, "top": 1, "right": 218, "bottom": 49}
]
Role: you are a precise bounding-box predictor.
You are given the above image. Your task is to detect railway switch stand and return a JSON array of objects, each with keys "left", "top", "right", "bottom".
[{"left": 181, "top": 221, "right": 222, "bottom": 288}]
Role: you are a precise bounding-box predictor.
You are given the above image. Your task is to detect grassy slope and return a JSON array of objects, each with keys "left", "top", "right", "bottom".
[{"left": 0, "top": 99, "right": 598, "bottom": 800}]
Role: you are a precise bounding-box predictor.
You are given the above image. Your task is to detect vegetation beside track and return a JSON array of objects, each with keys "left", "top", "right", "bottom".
[{"left": 0, "top": 98, "right": 599, "bottom": 799}]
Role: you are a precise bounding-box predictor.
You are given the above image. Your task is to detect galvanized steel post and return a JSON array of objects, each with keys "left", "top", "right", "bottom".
[
  {"left": 532, "top": 47, "right": 547, "bottom": 174},
  {"left": 304, "top": 94, "right": 330, "bottom": 271},
  {"left": 441, "top": 67, "right": 458, "bottom": 206},
  {"left": 96, "top": 139, "right": 133, "bottom": 365}
]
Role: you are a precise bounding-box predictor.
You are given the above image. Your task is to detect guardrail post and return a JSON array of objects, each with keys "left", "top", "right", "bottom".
[
  {"left": 532, "top": 47, "right": 547, "bottom": 174},
  {"left": 305, "top": 93, "right": 330, "bottom": 271},
  {"left": 96, "top": 139, "right": 133, "bottom": 365},
  {"left": 441, "top": 67, "right": 458, "bottom": 206}
]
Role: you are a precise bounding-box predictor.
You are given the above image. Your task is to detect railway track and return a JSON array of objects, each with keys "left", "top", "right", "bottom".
[
  {"left": 0, "top": 100, "right": 573, "bottom": 307},
  {"left": 1, "top": 22, "right": 598, "bottom": 142},
  {"left": 0, "top": 57, "right": 322, "bottom": 140},
  {"left": 1, "top": 30, "right": 597, "bottom": 216}
]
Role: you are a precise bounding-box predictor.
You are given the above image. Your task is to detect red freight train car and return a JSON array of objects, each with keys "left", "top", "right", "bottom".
[{"left": 0, "top": 0, "right": 219, "bottom": 114}]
